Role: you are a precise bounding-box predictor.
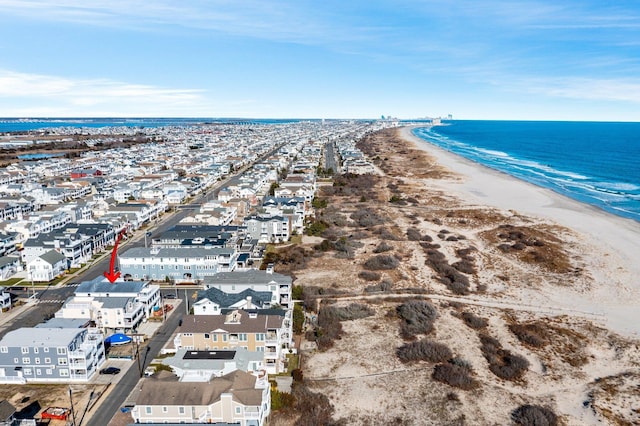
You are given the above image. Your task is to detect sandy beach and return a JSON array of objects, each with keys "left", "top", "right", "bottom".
[
  {"left": 401, "top": 126, "right": 640, "bottom": 337},
  {"left": 275, "top": 126, "right": 640, "bottom": 426}
]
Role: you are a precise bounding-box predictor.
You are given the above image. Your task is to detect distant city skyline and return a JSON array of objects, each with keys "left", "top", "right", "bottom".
[{"left": 1, "top": 1, "right": 640, "bottom": 121}]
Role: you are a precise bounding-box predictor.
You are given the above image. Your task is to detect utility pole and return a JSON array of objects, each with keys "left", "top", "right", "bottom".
[{"left": 68, "top": 386, "right": 77, "bottom": 426}]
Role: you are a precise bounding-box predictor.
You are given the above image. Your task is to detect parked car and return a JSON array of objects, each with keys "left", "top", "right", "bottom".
[
  {"left": 164, "top": 294, "right": 176, "bottom": 299},
  {"left": 99, "top": 367, "right": 121, "bottom": 375},
  {"left": 144, "top": 366, "right": 155, "bottom": 377}
]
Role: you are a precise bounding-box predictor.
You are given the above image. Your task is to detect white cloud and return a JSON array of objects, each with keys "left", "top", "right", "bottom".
[
  {"left": 0, "top": 69, "right": 212, "bottom": 116},
  {"left": 509, "top": 76, "right": 640, "bottom": 103}
]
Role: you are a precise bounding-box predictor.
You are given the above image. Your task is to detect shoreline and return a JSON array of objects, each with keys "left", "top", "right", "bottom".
[{"left": 401, "top": 126, "right": 640, "bottom": 336}]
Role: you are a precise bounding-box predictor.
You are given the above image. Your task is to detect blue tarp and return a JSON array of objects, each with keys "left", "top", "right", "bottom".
[{"left": 105, "top": 333, "right": 132, "bottom": 345}]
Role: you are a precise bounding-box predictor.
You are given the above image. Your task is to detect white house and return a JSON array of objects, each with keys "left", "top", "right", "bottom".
[{"left": 27, "top": 250, "right": 67, "bottom": 282}]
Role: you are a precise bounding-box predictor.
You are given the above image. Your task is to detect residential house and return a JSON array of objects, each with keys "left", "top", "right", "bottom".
[
  {"left": 27, "top": 250, "right": 67, "bottom": 282},
  {"left": 160, "top": 348, "right": 266, "bottom": 382},
  {"left": 131, "top": 370, "right": 270, "bottom": 425},
  {"left": 193, "top": 287, "right": 273, "bottom": 316},
  {"left": 73, "top": 278, "right": 161, "bottom": 320},
  {"left": 119, "top": 247, "right": 237, "bottom": 282},
  {"left": 173, "top": 309, "right": 291, "bottom": 374},
  {"left": 243, "top": 215, "right": 289, "bottom": 243},
  {"left": 0, "top": 400, "right": 16, "bottom": 426},
  {"left": 202, "top": 267, "right": 293, "bottom": 310},
  {"left": 0, "top": 256, "right": 21, "bottom": 280},
  {"left": 150, "top": 225, "right": 243, "bottom": 249},
  {"left": 22, "top": 232, "right": 92, "bottom": 268},
  {"left": 0, "top": 327, "right": 106, "bottom": 384},
  {"left": 55, "top": 295, "right": 146, "bottom": 334}
]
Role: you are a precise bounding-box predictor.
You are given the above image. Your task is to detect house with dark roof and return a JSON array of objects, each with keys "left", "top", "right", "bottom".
[
  {"left": 202, "top": 268, "right": 292, "bottom": 310},
  {"left": 193, "top": 287, "right": 273, "bottom": 316},
  {"left": 131, "top": 370, "right": 270, "bottom": 425},
  {"left": 0, "top": 399, "right": 16, "bottom": 425}
]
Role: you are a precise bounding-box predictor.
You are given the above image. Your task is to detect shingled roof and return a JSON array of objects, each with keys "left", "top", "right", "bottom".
[{"left": 136, "top": 370, "right": 262, "bottom": 406}]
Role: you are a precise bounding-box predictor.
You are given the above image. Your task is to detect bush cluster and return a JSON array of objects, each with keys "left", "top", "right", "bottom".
[
  {"left": 424, "top": 249, "right": 471, "bottom": 295},
  {"left": 364, "top": 278, "right": 393, "bottom": 293},
  {"left": 323, "top": 303, "right": 375, "bottom": 321},
  {"left": 364, "top": 254, "right": 400, "bottom": 270},
  {"left": 480, "top": 334, "right": 530, "bottom": 381},
  {"left": 397, "top": 300, "right": 438, "bottom": 338},
  {"left": 460, "top": 312, "right": 488, "bottom": 329},
  {"left": 358, "top": 270, "right": 381, "bottom": 281},
  {"left": 406, "top": 228, "right": 422, "bottom": 241},
  {"left": 509, "top": 323, "right": 548, "bottom": 347},
  {"left": 292, "top": 384, "right": 337, "bottom": 426},
  {"left": 432, "top": 358, "right": 479, "bottom": 390},
  {"left": 397, "top": 339, "right": 453, "bottom": 363},
  {"left": 351, "top": 207, "right": 386, "bottom": 227},
  {"left": 261, "top": 245, "right": 312, "bottom": 272},
  {"left": 511, "top": 404, "right": 558, "bottom": 426},
  {"left": 373, "top": 241, "right": 394, "bottom": 253}
]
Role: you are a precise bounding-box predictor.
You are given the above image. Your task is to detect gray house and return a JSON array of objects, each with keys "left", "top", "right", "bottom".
[
  {"left": 118, "top": 247, "right": 238, "bottom": 282},
  {"left": 202, "top": 267, "right": 293, "bottom": 310},
  {"left": 0, "top": 327, "right": 106, "bottom": 384}
]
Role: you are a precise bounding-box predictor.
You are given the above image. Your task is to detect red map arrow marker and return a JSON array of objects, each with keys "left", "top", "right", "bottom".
[{"left": 104, "top": 230, "right": 126, "bottom": 283}]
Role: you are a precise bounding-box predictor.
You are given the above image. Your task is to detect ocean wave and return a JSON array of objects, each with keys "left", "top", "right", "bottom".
[
  {"left": 597, "top": 182, "right": 640, "bottom": 192},
  {"left": 475, "top": 148, "right": 509, "bottom": 157}
]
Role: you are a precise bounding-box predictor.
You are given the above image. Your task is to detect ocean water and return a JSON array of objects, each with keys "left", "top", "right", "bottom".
[{"left": 413, "top": 121, "right": 640, "bottom": 222}]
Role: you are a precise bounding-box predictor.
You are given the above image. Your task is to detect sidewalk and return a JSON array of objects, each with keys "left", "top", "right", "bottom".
[{"left": 0, "top": 298, "right": 37, "bottom": 328}]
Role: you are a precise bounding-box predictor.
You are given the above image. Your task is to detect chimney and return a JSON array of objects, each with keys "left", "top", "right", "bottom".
[{"left": 246, "top": 295, "right": 252, "bottom": 308}]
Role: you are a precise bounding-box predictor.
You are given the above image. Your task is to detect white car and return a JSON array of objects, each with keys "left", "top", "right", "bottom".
[{"left": 144, "top": 367, "right": 155, "bottom": 377}]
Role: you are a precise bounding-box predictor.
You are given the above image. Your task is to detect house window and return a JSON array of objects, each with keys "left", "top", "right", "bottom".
[
  {"left": 0, "top": 347, "right": 7, "bottom": 353},
  {"left": 256, "top": 333, "right": 265, "bottom": 341},
  {"left": 36, "top": 369, "right": 41, "bottom": 375},
  {"left": 239, "top": 333, "right": 247, "bottom": 341},
  {"left": 43, "top": 347, "right": 49, "bottom": 353},
  {"left": 213, "top": 335, "right": 217, "bottom": 342},
  {"left": 34, "top": 358, "right": 40, "bottom": 364},
  {"left": 223, "top": 335, "right": 227, "bottom": 342},
  {"left": 34, "top": 347, "right": 39, "bottom": 354},
  {"left": 58, "top": 358, "right": 67, "bottom": 365},
  {"left": 60, "top": 369, "right": 69, "bottom": 377},
  {"left": 179, "top": 407, "right": 185, "bottom": 415},
  {"left": 13, "top": 358, "right": 18, "bottom": 364},
  {"left": 21, "top": 347, "right": 29, "bottom": 354},
  {"left": 162, "top": 406, "right": 168, "bottom": 413},
  {"left": 145, "top": 407, "right": 152, "bottom": 414},
  {"left": 57, "top": 347, "right": 67, "bottom": 355},
  {"left": 204, "top": 334, "right": 210, "bottom": 339},
  {"left": 45, "top": 358, "right": 51, "bottom": 364},
  {"left": 46, "top": 369, "right": 52, "bottom": 375},
  {"left": 24, "top": 368, "right": 32, "bottom": 375},
  {"left": 235, "top": 406, "right": 241, "bottom": 414}
]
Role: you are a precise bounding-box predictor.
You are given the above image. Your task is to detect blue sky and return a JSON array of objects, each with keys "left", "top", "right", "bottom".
[{"left": 1, "top": 0, "right": 639, "bottom": 120}]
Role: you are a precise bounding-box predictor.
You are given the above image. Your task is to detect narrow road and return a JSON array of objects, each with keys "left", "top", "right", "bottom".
[{"left": 89, "top": 307, "right": 183, "bottom": 424}]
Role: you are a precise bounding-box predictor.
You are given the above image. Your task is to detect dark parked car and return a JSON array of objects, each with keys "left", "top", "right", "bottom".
[
  {"left": 164, "top": 294, "right": 176, "bottom": 299},
  {"left": 99, "top": 367, "right": 121, "bottom": 375}
]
